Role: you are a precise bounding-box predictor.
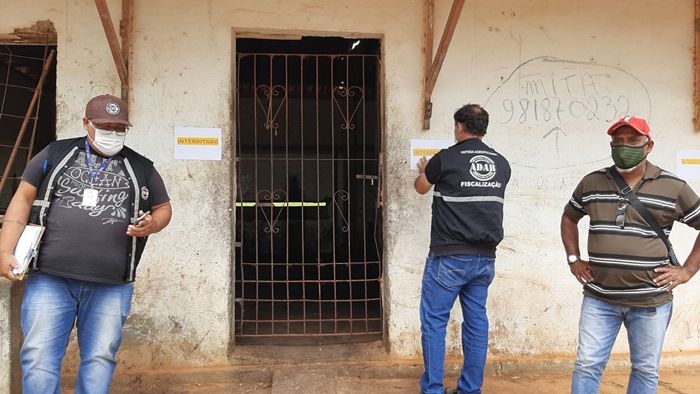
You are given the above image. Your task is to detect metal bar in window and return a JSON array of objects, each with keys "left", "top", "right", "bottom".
[
  {"left": 235, "top": 202, "right": 327, "bottom": 207},
  {"left": 300, "top": 54, "right": 307, "bottom": 335}
]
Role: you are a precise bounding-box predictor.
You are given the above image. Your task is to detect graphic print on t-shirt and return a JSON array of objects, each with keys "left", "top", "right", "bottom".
[{"left": 54, "top": 151, "right": 130, "bottom": 224}]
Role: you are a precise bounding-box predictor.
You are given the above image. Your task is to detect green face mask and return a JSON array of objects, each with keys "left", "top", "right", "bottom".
[{"left": 611, "top": 141, "right": 649, "bottom": 169}]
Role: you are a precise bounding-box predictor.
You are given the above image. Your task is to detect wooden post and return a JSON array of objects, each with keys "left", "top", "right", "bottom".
[
  {"left": 694, "top": 0, "right": 700, "bottom": 131},
  {"left": 425, "top": 0, "right": 434, "bottom": 86},
  {"left": 94, "top": 0, "right": 128, "bottom": 89},
  {"left": 120, "top": 0, "right": 132, "bottom": 102},
  {"left": 423, "top": 0, "right": 434, "bottom": 130},
  {"left": 0, "top": 49, "right": 56, "bottom": 195},
  {"left": 423, "top": 0, "right": 465, "bottom": 130}
]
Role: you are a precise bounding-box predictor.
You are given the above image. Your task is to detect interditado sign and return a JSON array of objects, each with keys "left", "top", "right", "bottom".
[{"left": 177, "top": 137, "right": 219, "bottom": 146}]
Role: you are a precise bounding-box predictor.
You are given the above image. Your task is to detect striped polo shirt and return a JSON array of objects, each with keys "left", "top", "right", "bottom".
[{"left": 564, "top": 162, "right": 700, "bottom": 307}]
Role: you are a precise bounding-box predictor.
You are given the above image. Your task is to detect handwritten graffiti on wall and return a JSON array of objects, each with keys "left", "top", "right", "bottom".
[
  {"left": 484, "top": 57, "right": 651, "bottom": 170},
  {"left": 499, "top": 74, "right": 631, "bottom": 125}
]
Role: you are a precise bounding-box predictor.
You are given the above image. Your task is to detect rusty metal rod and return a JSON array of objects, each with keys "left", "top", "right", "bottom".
[
  {"left": 0, "top": 113, "right": 38, "bottom": 120},
  {"left": 26, "top": 46, "right": 49, "bottom": 161},
  {"left": 0, "top": 144, "right": 29, "bottom": 150},
  {"left": 0, "top": 49, "right": 55, "bottom": 195},
  {"left": 26, "top": 95, "right": 41, "bottom": 162},
  {"left": 0, "top": 83, "right": 40, "bottom": 92}
]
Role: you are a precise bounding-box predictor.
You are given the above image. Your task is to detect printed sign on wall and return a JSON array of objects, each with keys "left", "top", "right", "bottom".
[
  {"left": 410, "top": 139, "right": 453, "bottom": 170},
  {"left": 677, "top": 150, "right": 700, "bottom": 180},
  {"left": 174, "top": 127, "right": 222, "bottom": 160}
]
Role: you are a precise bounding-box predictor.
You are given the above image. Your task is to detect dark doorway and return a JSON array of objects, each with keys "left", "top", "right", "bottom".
[
  {"left": 234, "top": 37, "right": 383, "bottom": 344},
  {"left": 0, "top": 44, "right": 57, "bottom": 216}
]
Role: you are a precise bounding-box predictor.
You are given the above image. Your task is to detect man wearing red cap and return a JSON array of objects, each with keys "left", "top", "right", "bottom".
[
  {"left": 560, "top": 116, "right": 700, "bottom": 394},
  {"left": 0, "top": 94, "right": 172, "bottom": 394}
]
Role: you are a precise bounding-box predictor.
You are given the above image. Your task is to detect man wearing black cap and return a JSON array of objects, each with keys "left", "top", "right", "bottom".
[
  {"left": 561, "top": 116, "right": 700, "bottom": 394},
  {"left": 0, "top": 94, "right": 172, "bottom": 394},
  {"left": 415, "top": 104, "right": 511, "bottom": 394}
]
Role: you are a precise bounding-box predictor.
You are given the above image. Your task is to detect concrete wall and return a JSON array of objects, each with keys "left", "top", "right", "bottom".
[
  {"left": 423, "top": 0, "right": 698, "bottom": 358},
  {"left": 1, "top": 0, "right": 699, "bottom": 383}
]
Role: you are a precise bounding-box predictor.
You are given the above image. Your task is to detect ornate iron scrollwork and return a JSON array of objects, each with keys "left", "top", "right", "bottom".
[
  {"left": 255, "top": 85, "right": 287, "bottom": 136},
  {"left": 256, "top": 189, "right": 288, "bottom": 233},
  {"left": 333, "top": 86, "right": 364, "bottom": 131},
  {"left": 333, "top": 190, "right": 350, "bottom": 233}
]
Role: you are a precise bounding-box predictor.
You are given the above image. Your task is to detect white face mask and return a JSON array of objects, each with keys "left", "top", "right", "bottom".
[{"left": 89, "top": 122, "right": 126, "bottom": 156}]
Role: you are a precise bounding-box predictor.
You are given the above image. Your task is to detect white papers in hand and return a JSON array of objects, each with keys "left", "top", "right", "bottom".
[{"left": 12, "top": 224, "right": 44, "bottom": 277}]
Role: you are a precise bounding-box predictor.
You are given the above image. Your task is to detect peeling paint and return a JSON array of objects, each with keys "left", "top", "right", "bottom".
[{"left": 0, "top": 20, "right": 57, "bottom": 43}]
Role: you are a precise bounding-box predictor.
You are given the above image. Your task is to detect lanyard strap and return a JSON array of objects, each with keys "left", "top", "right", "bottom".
[{"left": 84, "top": 139, "right": 112, "bottom": 186}]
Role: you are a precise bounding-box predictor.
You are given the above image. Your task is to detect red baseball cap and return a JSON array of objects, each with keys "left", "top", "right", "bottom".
[
  {"left": 85, "top": 94, "right": 132, "bottom": 127},
  {"left": 606, "top": 116, "right": 651, "bottom": 140}
]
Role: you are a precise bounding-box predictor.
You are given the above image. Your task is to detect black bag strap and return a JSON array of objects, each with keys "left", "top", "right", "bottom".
[{"left": 609, "top": 167, "right": 680, "bottom": 266}]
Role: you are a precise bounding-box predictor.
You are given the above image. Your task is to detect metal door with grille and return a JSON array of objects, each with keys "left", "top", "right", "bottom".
[{"left": 234, "top": 38, "right": 383, "bottom": 343}]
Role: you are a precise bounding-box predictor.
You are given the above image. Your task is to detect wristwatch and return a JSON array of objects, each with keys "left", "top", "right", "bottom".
[{"left": 567, "top": 254, "right": 580, "bottom": 264}]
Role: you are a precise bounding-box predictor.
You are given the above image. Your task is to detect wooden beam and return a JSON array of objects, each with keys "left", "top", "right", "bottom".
[
  {"left": 0, "top": 49, "right": 56, "bottom": 195},
  {"left": 423, "top": 0, "right": 465, "bottom": 130},
  {"left": 425, "top": 0, "right": 465, "bottom": 96},
  {"left": 424, "top": 0, "right": 434, "bottom": 80},
  {"left": 423, "top": 0, "right": 435, "bottom": 130},
  {"left": 695, "top": 0, "right": 700, "bottom": 131},
  {"left": 119, "top": 0, "right": 132, "bottom": 101},
  {"left": 94, "top": 0, "right": 128, "bottom": 87}
]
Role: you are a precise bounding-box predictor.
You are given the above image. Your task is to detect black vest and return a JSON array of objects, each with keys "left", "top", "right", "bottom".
[
  {"left": 430, "top": 139, "right": 511, "bottom": 257},
  {"left": 29, "top": 137, "right": 154, "bottom": 282}
]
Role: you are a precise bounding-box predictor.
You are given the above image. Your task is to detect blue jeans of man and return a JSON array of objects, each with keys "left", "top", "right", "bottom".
[
  {"left": 571, "top": 296, "right": 673, "bottom": 394},
  {"left": 20, "top": 272, "right": 134, "bottom": 394},
  {"left": 419, "top": 253, "right": 496, "bottom": 394}
]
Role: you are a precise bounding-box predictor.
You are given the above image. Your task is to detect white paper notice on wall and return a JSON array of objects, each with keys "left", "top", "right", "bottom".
[
  {"left": 409, "top": 139, "right": 454, "bottom": 170},
  {"left": 174, "top": 127, "right": 222, "bottom": 160},
  {"left": 676, "top": 150, "right": 700, "bottom": 180}
]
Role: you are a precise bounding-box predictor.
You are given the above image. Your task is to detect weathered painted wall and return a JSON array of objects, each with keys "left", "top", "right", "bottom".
[
  {"left": 1, "top": 0, "right": 699, "bottom": 384},
  {"left": 423, "top": 0, "right": 699, "bottom": 359}
]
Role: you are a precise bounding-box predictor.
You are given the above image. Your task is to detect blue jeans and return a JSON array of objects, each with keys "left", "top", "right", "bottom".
[
  {"left": 20, "top": 272, "right": 134, "bottom": 394},
  {"left": 571, "top": 296, "right": 672, "bottom": 394},
  {"left": 419, "top": 254, "right": 495, "bottom": 394}
]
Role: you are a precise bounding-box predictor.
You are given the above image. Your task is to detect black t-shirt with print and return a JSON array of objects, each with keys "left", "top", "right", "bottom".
[{"left": 22, "top": 145, "right": 170, "bottom": 284}]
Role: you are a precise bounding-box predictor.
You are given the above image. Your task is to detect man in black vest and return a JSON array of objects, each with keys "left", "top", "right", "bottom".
[
  {"left": 0, "top": 94, "right": 172, "bottom": 394},
  {"left": 414, "top": 104, "right": 511, "bottom": 394}
]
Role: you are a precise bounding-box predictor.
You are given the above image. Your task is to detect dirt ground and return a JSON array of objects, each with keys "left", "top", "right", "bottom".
[
  {"left": 56, "top": 344, "right": 700, "bottom": 393},
  {"left": 95, "top": 368, "right": 699, "bottom": 394}
]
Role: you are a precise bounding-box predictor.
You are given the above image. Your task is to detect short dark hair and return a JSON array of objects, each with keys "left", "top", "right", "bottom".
[{"left": 453, "top": 104, "right": 489, "bottom": 136}]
